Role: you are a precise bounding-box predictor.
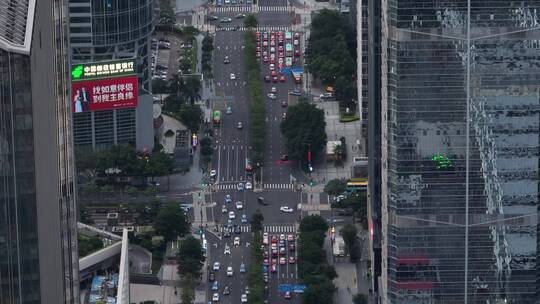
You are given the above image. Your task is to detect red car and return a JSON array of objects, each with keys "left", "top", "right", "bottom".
[
  {"left": 281, "top": 100, "right": 288, "bottom": 107},
  {"left": 294, "top": 32, "right": 300, "bottom": 38},
  {"left": 270, "top": 57, "right": 275, "bottom": 64},
  {"left": 294, "top": 49, "right": 300, "bottom": 57},
  {"left": 278, "top": 45, "right": 284, "bottom": 52},
  {"left": 271, "top": 258, "right": 278, "bottom": 265},
  {"left": 279, "top": 75, "right": 286, "bottom": 82},
  {"left": 278, "top": 52, "right": 284, "bottom": 58},
  {"left": 287, "top": 234, "right": 295, "bottom": 241},
  {"left": 271, "top": 235, "right": 278, "bottom": 243},
  {"left": 270, "top": 70, "right": 278, "bottom": 77}
]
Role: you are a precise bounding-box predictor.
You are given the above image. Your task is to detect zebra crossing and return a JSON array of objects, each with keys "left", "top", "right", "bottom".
[
  {"left": 216, "top": 183, "right": 293, "bottom": 190},
  {"left": 216, "top": 26, "right": 291, "bottom": 32},
  {"left": 219, "top": 224, "right": 297, "bottom": 233},
  {"left": 258, "top": 6, "right": 292, "bottom": 12},
  {"left": 212, "top": 5, "right": 252, "bottom": 12}
]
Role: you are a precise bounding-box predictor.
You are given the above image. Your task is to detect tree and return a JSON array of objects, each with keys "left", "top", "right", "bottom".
[
  {"left": 178, "top": 104, "right": 203, "bottom": 133},
  {"left": 183, "top": 76, "right": 202, "bottom": 104},
  {"left": 299, "top": 215, "right": 328, "bottom": 235},
  {"left": 324, "top": 179, "right": 347, "bottom": 196},
  {"left": 152, "top": 78, "right": 170, "bottom": 94},
  {"left": 200, "top": 137, "right": 213, "bottom": 158},
  {"left": 96, "top": 144, "right": 141, "bottom": 176},
  {"left": 143, "top": 151, "right": 174, "bottom": 178},
  {"left": 280, "top": 102, "right": 326, "bottom": 165},
  {"left": 340, "top": 223, "right": 358, "bottom": 250},
  {"left": 244, "top": 14, "right": 258, "bottom": 28},
  {"left": 154, "top": 203, "right": 190, "bottom": 241},
  {"left": 353, "top": 294, "right": 368, "bottom": 304},
  {"left": 302, "top": 278, "right": 335, "bottom": 304},
  {"left": 250, "top": 210, "right": 264, "bottom": 233},
  {"left": 169, "top": 73, "right": 185, "bottom": 100},
  {"left": 78, "top": 235, "right": 103, "bottom": 256},
  {"left": 177, "top": 236, "right": 206, "bottom": 277}
]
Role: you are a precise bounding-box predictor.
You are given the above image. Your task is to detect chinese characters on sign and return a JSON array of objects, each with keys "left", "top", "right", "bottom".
[
  {"left": 83, "top": 61, "right": 135, "bottom": 78},
  {"left": 72, "top": 75, "right": 138, "bottom": 113}
]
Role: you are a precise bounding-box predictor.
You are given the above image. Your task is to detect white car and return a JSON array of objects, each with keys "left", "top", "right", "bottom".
[
  {"left": 280, "top": 206, "right": 294, "bottom": 213},
  {"left": 213, "top": 262, "right": 221, "bottom": 271},
  {"left": 245, "top": 182, "right": 252, "bottom": 190},
  {"left": 237, "top": 122, "right": 243, "bottom": 129},
  {"left": 241, "top": 294, "right": 248, "bottom": 303},
  {"left": 224, "top": 245, "right": 231, "bottom": 255},
  {"left": 234, "top": 236, "right": 240, "bottom": 246},
  {"left": 267, "top": 93, "right": 277, "bottom": 99},
  {"left": 245, "top": 286, "right": 250, "bottom": 295},
  {"left": 222, "top": 205, "right": 227, "bottom": 213},
  {"left": 271, "top": 87, "right": 277, "bottom": 93},
  {"left": 236, "top": 201, "right": 243, "bottom": 210},
  {"left": 230, "top": 73, "right": 236, "bottom": 80},
  {"left": 210, "top": 169, "right": 217, "bottom": 177},
  {"left": 213, "top": 293, "right": 219, "bottom": 302},
  {"left": 226, "top": 266, "right": 234, "bottom": 276},
  {"left": 229, "top": 211, "right": 236, "bottom": 219},
  {"left": 270, "top": 47, "right": 275, "bottom": 53},
  {"left": 263, "top": 232, "right": 269, "bottom": 245},
  {"left": 269, "top": 63, "right": 275, "bottom": 70}
]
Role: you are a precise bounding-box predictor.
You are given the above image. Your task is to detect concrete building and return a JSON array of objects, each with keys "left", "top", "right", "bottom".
[
  {"left": 69, "top": 0, "right": 155, "bottom": 151},
  {"left": 0, "top": 0, "right": 80, "bottom": 302},
  {"left": 375, "top": 1, "right": 540, "bottom": 303}
]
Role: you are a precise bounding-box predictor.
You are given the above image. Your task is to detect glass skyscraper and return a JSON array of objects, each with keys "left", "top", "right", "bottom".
[
  {"left": 0, "top": 0, "right": 80, "bottom": 303},
  {"left": 378, "top": 0, "right": 540, "bottom": 303}
]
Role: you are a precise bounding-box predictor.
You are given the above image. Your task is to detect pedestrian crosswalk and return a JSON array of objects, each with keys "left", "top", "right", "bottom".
[
  {"left": 264, "top": 224, "right": 296, "bottom": 233},
  {"left": 211, "top": 5, "right": 252, "bottom": 12},
  {"left": 216, "top": 183, "right": 293, "bottom": 190},
  {"left": 216, "top": 26, "right": 291, "bottom": 32},
  {"left": 258, "top": 6, "right": 292, "bottom": 12}
]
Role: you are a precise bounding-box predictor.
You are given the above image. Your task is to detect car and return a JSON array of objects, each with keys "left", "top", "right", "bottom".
[
  {"left": 258, "top": 196, "right": 268, "bottom": 205},
  {"left": 263, "top": 275, "right": 269, "bottom": 283},
  {"left": 237, "top": 121, "right": 243, "bottom": 129},
  {"left": 278, "top": 51, "right": 285, "bottom": 58},
  {"left": 280, "top": 206, "right": 294, "bottom": 213},
  {"left": 225, "top": 194, "right": 232, "bottom": 203},
  {"left": 228, "top": 211, "right": 235, "bottom": 219},
  {"left": 257, "top": 46, "right": 262, "bottom": 52},
  {"left": 294, "top": 32, "right": 300, "bottom": 38},
  {"left": 289, "top": 256, "right": 296, "bottom": 264},
  {"left": 320, "top": 92, "right": 333, "bottom": 99},
  {"left": 226, "top": 106, "right": 232, "bottom": 114},
  {"left": 240, "top": 263, "right": 246, "bottom": 273},
  {"left": 289, "top": 242, "right": 295, "bottom": 251},
  {"left": 235, "top": 13, "right": 246, "bottom": 18},
  {"left": 222, "top": 205, "right": 227, "bottom": 213},
  {"left": 263, "top": 258, "right": 269, "bottom": 266},
  {"left": 284, "top": 291, "right": 292, "bottom": 299},
  {"left": 207, "top": 15, "right": 219, "bottom": 21},
  {"left": 270, "top": 264, "right": 277, "bottom": 273},
  {"left": 220, "top": 17, "right": 232, "bottom": 22},
  {"left": 278, "top": 57, "right": 284, "bottom": 65},
  {"left": 270, "top": 47, "right": 275, "bottom": 53},
  {"left": 272, "top": 249, "right": 278, "bottom": 257},
  {"left": 278, "top": 45, "right": 284, "bottom": 52},
  {"left": 281, "top": 112, "right": 287, "bottom": 119},
  {"left": 222, "top": 285, "right": 230, "bottom": 295},
  {"left": 279, "top": 257, "right": 286, "bottom": 265},
  {"left": 237, "top": 182, "right": 244, "bottom": 191},
  {"left": 264, "top": 75, "right": 271, "bottom": 82},
  {"left": 269, "top": 63, "right": 275, "bottom": 70},
  {"left": 270, "top": 70, "right": 278, "bottom": 77},
  {"left": 289, "top": 89, "right": 302, "bottom": 96},
  {"left": 267, "top": 93, "right": 277, "bottom": 100},
  {"left": 224, "top": 245, "right": 231, "bottom": 255},
  {"left": 271, "top": 87, "right": 277, "bottom": 93},
  {"left": 270, "top": 57, "right": 276, "bottom": 64},
  {"left": 256, "top": 51, "right": 261, "bottom": 57},
  {"left": 230, "top": 73, "right": 236, "bottom": 80},
  {"left": 280, "top": 246, "right": 286, "bottom": 255},
  {"left": 293, "top": 39, "right": 299, "bottom": 46},
  {"left": 287, "top": 234, "right": 295, "bottom": 241},
  {"left": 294, "top": 49, "right": 301, "bottom": 57},
  {"left": 263, "top": 232, "right": 269, "bottom": 244},
  {"left": 209, "top": 272, "right": 215, "bottom": 281},
  {"left": 271, "top": 235, "right": 278, "bottom": 243},
  {"left": 223, "top": 56, "right": 231, "bottom": 64},
  {"left": 281, "top": 100, "right": 288, "bottom": 107},
  {"left": 213, "top": 262, "right": 221, "bottom": 271},
  {"left": 245, "top": 182, "right": 252, "bottom": 189},
  {"left": 213, "top": 293, "right": 219, "bottom": 302},
  {"left": 270, "top": 40, "right": 276, "bottom": 47},
  {"left": 236, "top": 201, "right": 243, "bottom": 210},
  {"left": 279, "top": 234, "right": 286, "bottom": 241},
  {"left": 234, "top": 225, "right": 241, "bottom": 234},
  {"left": 226, "top": 266, "right": 234, "bottom": 276},
  {"left": 271, "top": 242, "right": 277, "bottom": 250},
  {"left": 212, "top": 281, "right": 219, "bottom": 291},
  {"left": 234, "top": 236, "right": 240, "bottom": 246},
  {"left": 279, "top": 75, "right": 286, "bottom": 82},
  {"left": 263, "top": 40, "right": 268, "bottom": 47},
  {"left": 263, "top": 56, "right": 269, "bottom": 62},
  {"left": 210, "top": 169, "right": 217, "bottom": 177},
  {"left": 245, "top": 286, "right": 250, "bottom": 295},
  {"left": 279, "top": 239, "right": 285, "bottom": 247},
  {"left": 241, "top": 294, "right": 248, "bottom": 303},
  {"left": 241, "top": 214, "right": 248, "bottom": 223}
]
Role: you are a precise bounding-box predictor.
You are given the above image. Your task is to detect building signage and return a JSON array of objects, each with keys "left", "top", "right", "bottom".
[{"left": 71, "top": 59, "right": 138, "bottom": 113}]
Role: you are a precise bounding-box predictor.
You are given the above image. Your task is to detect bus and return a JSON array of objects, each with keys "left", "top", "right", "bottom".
[
  {"left": 213, "top": 110, "right": 221, "bottom": 126},
  {"left": 346, "top": 177, "right": 367, "bottom": 191},
  {"left": 245, "top": 158, "right": 253, "bottom": 174}
]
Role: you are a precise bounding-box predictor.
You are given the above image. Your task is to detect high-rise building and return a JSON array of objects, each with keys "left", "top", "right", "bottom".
[
  {"left": 68, "top": 0, "right": 154, "bottom": 151},
  {"left": 376, "top": 1, "right": 540, "bottom": 303},
  {"left": 0, "top": 0, "right": 80, "bottom": 303}
]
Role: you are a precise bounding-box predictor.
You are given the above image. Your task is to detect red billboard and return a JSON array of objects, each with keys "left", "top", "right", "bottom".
[{"left": 72, "top": 75, "right": 138, "bottom": 113}]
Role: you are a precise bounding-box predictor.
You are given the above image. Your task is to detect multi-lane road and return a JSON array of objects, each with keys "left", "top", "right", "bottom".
[{"left": 205, "top": 0, "right": 306, "bottom": 303}]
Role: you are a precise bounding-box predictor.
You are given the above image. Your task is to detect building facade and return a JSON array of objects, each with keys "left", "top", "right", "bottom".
[
  {"left": 69, "top": 0, "right": 154, "bottom": 151},
  {"left": 379, "top": 1, "right": 540, "bottom": 303},
  {"left": 0, "top": 0, "right": 80, "bottom": 303}
]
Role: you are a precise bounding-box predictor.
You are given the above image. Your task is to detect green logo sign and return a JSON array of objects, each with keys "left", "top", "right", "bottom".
[{"left": 71, "top": 65, "right": 84, "bottom": 79}]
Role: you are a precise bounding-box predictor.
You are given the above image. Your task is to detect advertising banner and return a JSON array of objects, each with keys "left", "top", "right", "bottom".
[
  {"left": 71, "top": 59, "right": 138, "bottom": 113},
  {"left": 72, "top": 75, "right": 138, "bottom": 113}
]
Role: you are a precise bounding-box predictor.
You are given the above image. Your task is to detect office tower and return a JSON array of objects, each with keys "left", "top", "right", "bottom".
[
  {"left": 0, "top": 0, "right": 80, "bottom": 303},
  {"left": 378, "top": 1, "right": 540, "bottom": 303},
  {"left": 69, "top": 0, "right": 154, "bottom": 151}
]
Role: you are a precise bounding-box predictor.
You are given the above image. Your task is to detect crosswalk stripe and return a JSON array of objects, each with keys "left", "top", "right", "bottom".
[
  {"left": 215, "top": 26, "right": 292, "bottom": 32},
  {"left": 263, "top": 225, "right": 296, "bottom": 233},
  {"left": 258, "top": 6, "right": 291, "bottom": 12}
]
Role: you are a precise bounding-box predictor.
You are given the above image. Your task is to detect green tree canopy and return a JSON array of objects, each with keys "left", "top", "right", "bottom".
[
  {"left": 183, "top": 76, "right": 202, "bottom": 104},
  {"left": 143, "top": 151, "right": 174, "bottom": 177},
  {"left": 302, "top": 277, "right": 335, "bottom": 304},
  {"left": 340, "top": 223, "right": 358, "bottom": 249},
  {"left": 244, "top": 14, "right": 258, "bottom": 28},
  {"left": 96, "top": 144, "right": 141, "bottom": 176},
  {"left": 154, "top": 203, "right": 190, "bottom": 241},
  {"left": 250, "top": 209, "right": 264, "bottom": 233},
  {"left": 299, "top": 214, "right": 328, "bottom": 235},
  {"left": 177, "top": 235, "right": 206, "bottom": 278},
  {"left": 324, "top": 179, "right": 347, "bottom": 196},
  {"left": 353, "top": 294, "right": 368, "bottom": 304},
  {"left": 179, "top": 104, "right": 203, "bottom": 133},
  {"left": 280, "top": 102, "right": 326, "bottom": 165}
]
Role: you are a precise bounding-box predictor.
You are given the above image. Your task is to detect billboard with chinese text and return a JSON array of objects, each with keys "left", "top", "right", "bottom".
[{"left": 71, "top": 59, "right": 138, "bottom": 113}]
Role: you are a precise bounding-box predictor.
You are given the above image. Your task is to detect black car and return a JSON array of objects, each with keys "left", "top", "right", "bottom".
[
  {"left": 257, "top": 197, "right": 268, "bottom": 205},
  {"left": 264, "top": 75, "right": 271, "bottom": 82},
  {"left": 207, "top": 15, "right": 219, "bottom": 21},
  {"left": 289, "top": 89, "right": 302, "bottom": 96},
  {"left": 209, "top": 272, "right": 215, "bottom": 281}
]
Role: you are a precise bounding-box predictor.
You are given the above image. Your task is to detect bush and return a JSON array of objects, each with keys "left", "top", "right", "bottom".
[{"left": 339, "top": 115, "right": 360, "bottom": 122}]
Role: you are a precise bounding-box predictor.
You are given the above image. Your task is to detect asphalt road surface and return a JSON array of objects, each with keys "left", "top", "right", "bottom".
[{"left": 206, "top": 1, "right": 306, "bottom": 302}]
